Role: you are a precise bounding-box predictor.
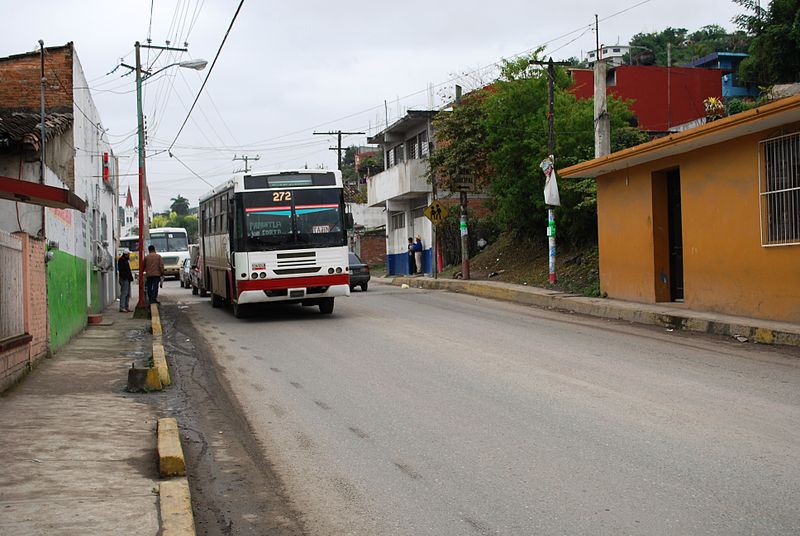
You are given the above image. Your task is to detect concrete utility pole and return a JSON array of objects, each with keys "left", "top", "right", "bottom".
[
  {"left": 313, "top": 130, "right": 365, "bottom": 171},
  {"left": 233, "top": 154, "right": 259, "bottom": 174},
  {"left": 667, "top": 42, "right": 672, "bottom": 130},
  {"left": 593, "top": 14, "right": 610, "bottom": 158}
]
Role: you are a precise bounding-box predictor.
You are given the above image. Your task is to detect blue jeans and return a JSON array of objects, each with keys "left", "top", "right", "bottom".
[
  {"left": 146, "top": 276, "right": 160, "bottom": 304},
  {"left": 119, "top": 279, "right": 131, "bottom": 310}
]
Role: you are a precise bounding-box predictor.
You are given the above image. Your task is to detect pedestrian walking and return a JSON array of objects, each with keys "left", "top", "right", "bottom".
[
  {"left": 414, "top": 235, "right": 423, "bottom": 275},
  {"left": 142, "top": 245, "right": 165, "bottom": 305},
  {"left": 117, "top": 252, "right": 134, "bottom": 312}
]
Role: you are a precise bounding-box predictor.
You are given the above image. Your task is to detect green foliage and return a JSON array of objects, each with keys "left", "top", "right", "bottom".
[
  {"left": 151, "top": 211, "right": 199, "bottom": 243},
  {"left": 628, "top": 24, "right": 750, "bottom": 66},
  {"left": 428, "top": 53, "right": 649, "bottom": 247},
  {"left": 436, "top": 208, "right": 500, "bottom": 266},
  {"left": 428, "top": 90, "right": 491, "bottom": 192},
  {"left": 734, "top": 0, "right": 800, "bottom": 84}
]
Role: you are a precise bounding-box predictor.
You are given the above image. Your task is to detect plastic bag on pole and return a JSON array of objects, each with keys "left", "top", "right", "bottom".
[{"left": 540, "top": 157, "right": 561, "bottom": 206}]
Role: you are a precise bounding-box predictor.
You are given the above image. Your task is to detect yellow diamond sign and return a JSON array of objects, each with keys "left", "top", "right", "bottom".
[{"left": 424, "top": 200, "right": 449, "bottom": 225}]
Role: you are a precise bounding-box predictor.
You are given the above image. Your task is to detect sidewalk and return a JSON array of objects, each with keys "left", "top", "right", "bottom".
[
  {"left": 390, "top": 276, "right": 800, "bottom": 347},
  {"left": 0, "top": 307, "right": 161, "bottom": 536}
]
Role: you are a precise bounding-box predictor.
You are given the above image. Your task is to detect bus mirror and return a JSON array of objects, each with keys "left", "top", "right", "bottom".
[{"left": 345, "top": 212, "right": 354, "bottom": 230}]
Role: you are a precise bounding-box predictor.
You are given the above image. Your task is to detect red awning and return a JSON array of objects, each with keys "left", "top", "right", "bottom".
[{"left": 0, "top": 175, "right": 86, "bottom": 212}]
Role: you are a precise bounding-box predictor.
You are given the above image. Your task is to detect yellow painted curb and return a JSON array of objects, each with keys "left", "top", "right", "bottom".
[
  {"left": 153, "top": 342, "right": 171, "bottom": 386},
  {"left": 158, "top": 418, "right": 186, "bottom": 477},
  {"left": 151, "top": 304, "right": 162, "bottom": 336},
  {"left": 159, "top": 478, "right": 195, "bottom": 536},
  {"left": 144, "top": 367, "right": 163, "bottom": 391}
]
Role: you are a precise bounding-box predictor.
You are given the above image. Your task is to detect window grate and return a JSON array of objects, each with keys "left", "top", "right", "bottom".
[{"left": 759, "top": 132, "right": 800, "bottom": 246}]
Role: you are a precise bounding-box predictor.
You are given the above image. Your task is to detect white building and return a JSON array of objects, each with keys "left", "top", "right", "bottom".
[
  {"left": 367, "top": 110, "right": 437, "bottom": 275},
  {"left": 586, "top": 45, "right": 631, "bottom": 66}
]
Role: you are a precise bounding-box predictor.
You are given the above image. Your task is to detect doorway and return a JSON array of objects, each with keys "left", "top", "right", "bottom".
[{"left": 666, "top": 169, "right": 684, "bottom": 301}]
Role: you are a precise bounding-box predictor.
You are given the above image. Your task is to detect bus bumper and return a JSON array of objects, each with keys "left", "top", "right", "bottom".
[{"left": 235, "top": 275, "right": 350, "bottom": 305}]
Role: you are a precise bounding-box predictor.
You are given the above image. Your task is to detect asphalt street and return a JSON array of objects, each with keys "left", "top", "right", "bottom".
[{"left": 164, "top": 279, "right": 800, "bottom": 536}]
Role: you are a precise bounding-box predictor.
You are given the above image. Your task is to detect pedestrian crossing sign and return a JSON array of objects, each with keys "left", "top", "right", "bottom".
[{"left": 424, "top": 200, "right": 449, "bottom": 225}]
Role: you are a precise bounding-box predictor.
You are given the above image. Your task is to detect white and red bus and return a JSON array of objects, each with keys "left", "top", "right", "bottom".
[{"left": 198, "top": 170, "right": 352, "bottom": 317}]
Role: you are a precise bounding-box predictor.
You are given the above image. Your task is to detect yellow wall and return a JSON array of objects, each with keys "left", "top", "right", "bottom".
[{"left": 597, "top": 127, "right": 800, "bottom": 323}]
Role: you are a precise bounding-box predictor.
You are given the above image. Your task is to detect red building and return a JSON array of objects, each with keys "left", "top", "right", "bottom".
[{"left": 570, "top": 65, "right": 723, "bottom": 131}]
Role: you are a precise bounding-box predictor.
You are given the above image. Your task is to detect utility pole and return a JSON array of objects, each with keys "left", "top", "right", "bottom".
[
  {"left": 313, "top": 130, "right": 365, "bottom": 171},
  {"left": 667, "top": 42, "right": 672, "bottom": 130},
  {"left": 530, "top": 58, "right": 568, "bottom": 285},
  {"left": 127, "top": 40, "right": 189, "bottom": 315},
  {"left": 233, "top": 154, "right": 260, "bottom": 174},
  {"left": 452, "top": 85, "right": 470, "bottom": 280},
  {"left": 546, "top": 57, "right": 557, "bottom": 285}
]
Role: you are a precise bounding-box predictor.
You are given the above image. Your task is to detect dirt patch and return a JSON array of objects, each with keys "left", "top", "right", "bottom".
[
  {"left": 440, "top": 233, "right": 601, "bottom": 297},
  {"left": 157, "top": 304, "right": 307, "bottom": 536}
]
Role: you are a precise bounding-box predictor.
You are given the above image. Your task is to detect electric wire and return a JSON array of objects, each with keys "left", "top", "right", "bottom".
[{"left": 168, "top": 0, "right": 245, "bottom": 152}]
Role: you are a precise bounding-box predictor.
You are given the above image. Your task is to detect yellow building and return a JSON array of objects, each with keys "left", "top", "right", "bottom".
[{"left": 560, "top": 95, "right": 800, "bottom": 323}]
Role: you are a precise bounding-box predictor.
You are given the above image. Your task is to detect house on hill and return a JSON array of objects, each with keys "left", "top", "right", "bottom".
[{"left": 559, "top": 95, "right": 800, "bottom": 323}]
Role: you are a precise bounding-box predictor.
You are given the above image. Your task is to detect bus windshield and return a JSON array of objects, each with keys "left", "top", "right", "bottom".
[
  {"left": 238, "top": 189, "right": 345, "bottom": 251},
  {"left": 149, "top": 232, "right": 189, "bottom": 252}
]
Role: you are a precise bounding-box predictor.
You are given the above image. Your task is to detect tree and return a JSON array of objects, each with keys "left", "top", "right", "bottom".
[
  {"left": 428, "top": 52, "right": 647, "bottom": 246},
  {"left": 628, "top": 24, "right": 750, "bottom": 66},
  {"left": 170, "top": 195, "right": 190, "bottom": 216},
  {"left": 734, "top": 0, "right": 800, "bottom": 84}
]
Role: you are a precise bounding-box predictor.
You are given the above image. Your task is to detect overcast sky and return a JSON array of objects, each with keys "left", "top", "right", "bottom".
[{"left": 2, "top": 0, "right": 745, "bottom": 211}]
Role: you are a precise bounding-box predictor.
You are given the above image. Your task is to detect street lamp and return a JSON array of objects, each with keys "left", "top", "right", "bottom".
[{"left": 127, "top": 41, "right": 207, "bottom": 315}]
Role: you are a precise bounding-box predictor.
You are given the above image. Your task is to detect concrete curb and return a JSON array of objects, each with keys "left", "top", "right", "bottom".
[
  {"left": 392, "top": 277, "right": 800, "bottom": 348},
  {"left": 151, "top": 304, "right": 163, "bottom": 337},
  {"left": 157, "top": 417, "right": 186, "bottom": 477},
  {"left": 159, "top": 478, "right": 196, "bottom": 536},
  {"left": 153, "top": 341, "right": 171, "bottom": 387}
]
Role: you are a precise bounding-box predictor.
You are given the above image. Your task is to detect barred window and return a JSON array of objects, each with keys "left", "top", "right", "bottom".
[
  {"left": 390, "top": 211, "right": 405, "bottom": 231},
  {"left": 760, "top": 132, "right": 800, "bottom": 246}
]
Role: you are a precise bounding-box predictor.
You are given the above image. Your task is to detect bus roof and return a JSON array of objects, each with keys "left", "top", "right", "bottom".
[
  {"left": 149, "top": 227, "right": 188, "bottom": 234},
  {"left": 199, "top": 169, "right": 342, "bottom": 204}
]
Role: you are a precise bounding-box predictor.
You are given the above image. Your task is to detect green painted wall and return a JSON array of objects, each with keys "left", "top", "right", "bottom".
[
  {"left": 47, "top": 249, "right": 87, "bottom": 351},
  {"left": 90, "top": 271, "right": 101, "bottom": 314}
]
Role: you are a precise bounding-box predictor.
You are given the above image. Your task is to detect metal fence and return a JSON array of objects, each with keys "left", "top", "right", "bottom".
[
  {"left": 0, "top": 230, "right": 24, "bottom": 340},
  {"left": 760, "top": 132, "right": 800, "bottom": 246}
]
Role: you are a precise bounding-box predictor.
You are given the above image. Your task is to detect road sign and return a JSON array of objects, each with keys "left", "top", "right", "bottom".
[{"left": 424, "top": 200, "right": 449, "bottom": 225}]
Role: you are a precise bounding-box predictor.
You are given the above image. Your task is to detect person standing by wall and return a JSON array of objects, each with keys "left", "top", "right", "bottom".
[
  {"left": 407, "top": 237, "right": 416, "bottom": 275},
  {"left": 117, "top": 252, "right": 134, "bottom": 312},
  {"left": 142, "top": 245, "right": 165, "bottom": 305},
  {"left": 414, "top": 236, "right": 423, "bottom": 275}
]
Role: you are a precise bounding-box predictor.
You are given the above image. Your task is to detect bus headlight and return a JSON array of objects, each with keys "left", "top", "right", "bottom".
[
  {"left": 259, "top": 272, "right": 267, "bottom": 279},
  {"left": 335, "top": 267, "right": 342, "bottom": 274},
  {"left": 251, "top": 272, "right": 258, "bottom": 280},
  {"left": 328, "top": 268, "right": 335, "bottom": 274}
]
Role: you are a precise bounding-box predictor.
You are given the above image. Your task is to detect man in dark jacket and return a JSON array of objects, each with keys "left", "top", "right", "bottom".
[
  {"left": 142, "top": 245, "right": 165, "bottom": 305},
  {"left": 118, "top": 252, "right": 134, "bottom": 312}
]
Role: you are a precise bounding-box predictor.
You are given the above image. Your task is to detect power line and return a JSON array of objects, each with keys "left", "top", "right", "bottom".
[
  {"left": 168, "top": 0, "right": 245, "bottom": 152},
  {"left": 168, "top": 151, "right": 215, "bottom": 187}
]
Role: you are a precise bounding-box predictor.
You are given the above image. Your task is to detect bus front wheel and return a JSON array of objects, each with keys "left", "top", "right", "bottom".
[{"left": 319, "top": 298, "right": 334, "bottom": 315}]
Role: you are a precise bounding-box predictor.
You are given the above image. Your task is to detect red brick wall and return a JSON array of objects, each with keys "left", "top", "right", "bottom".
[
  {"left": 0, "top": 44, "right": 74, "bottom": 111},
  {"left": 0, "top": 233, "right": 49, "bottom": 393},
  {"left": 358, "top": 233, "right": 386, "bottom": 266}
]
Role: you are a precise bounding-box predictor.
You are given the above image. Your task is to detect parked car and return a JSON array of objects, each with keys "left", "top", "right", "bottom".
[
  {"left": 190, "top": 260, "right": 205, "bottom": 296},
  {"left": 179, "top": 258, "right": 192, "bottom": 289},
  {"left": 348, "top": 252, "right": 370, "bottom": 292}
]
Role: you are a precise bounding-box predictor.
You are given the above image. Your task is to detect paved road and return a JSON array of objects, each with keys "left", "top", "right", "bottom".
[{"left": 163, "top": 279, "right": 800, "bottom": 536}]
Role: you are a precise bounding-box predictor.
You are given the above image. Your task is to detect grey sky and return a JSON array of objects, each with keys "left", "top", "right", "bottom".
[{"left": 2, "top": 0, "right": 745, "bottom": 211}]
